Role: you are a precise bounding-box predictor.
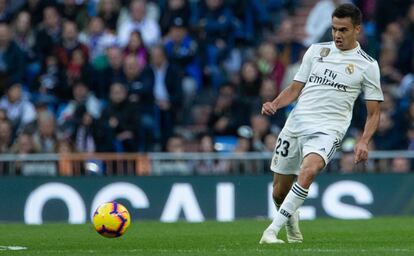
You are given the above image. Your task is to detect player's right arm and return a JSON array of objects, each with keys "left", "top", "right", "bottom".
[
  {"left": 262, "top": 44, "right": 315, "bottom": 116},
  {"left": 261, "top": 81, "right": 305, "bottom": 115}
]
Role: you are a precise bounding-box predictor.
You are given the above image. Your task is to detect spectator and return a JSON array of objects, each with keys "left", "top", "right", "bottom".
[
  {"left": 59, "top": 0, "right": 89, "bottom": 30},
  {"left": 96, "top": 0, "right": 121, "bottom": 32},
  {"left": 407, "top": 124, "right": 414, "bottom": 150},
  {"left": 152, "top": 134, "right": 192, "bottom": 175},
  {"left": 391, "top": 157, "right": 411, "bottom": 173},
  {"left": 196, "top": 0, "right": 236, "bottom": 75},
  {"left": 272, "top": 18, "right": 304, "bottom": 67},
  {"left": 238, "top": 60, "right": 262, "bottom": 100},
  {"left": 257, "top": 41, "right": 285, "bottom": 92},
  {"left": 381, "top": 21, "right": 404, "bottom": 49},
  {"left": 12, "top": 11, "right": 37, "bottom": 70},
  {"left": 93, "top": 45, "right": 124, "bottom": 99},
  {"left": 122, "top": 54, "right": 155, "bottom": 107},
  {"left": 0, "top": 0, "right": 411, "bottom": 175},
  {"left": 32, "top": 111, "right": 57, "bottom": 153},
  {"left": 14, "top": 9, "right": 43, "bottom": 87},
  {"left": 149, "top": 45, "right": 183, "bottom": 148},
  {"left": 257, "top": 79, "right": 277, "bottom": 104},
  {"left": 164, "top": 17, "right": 202, "bottom": 90},
  {"left": 234, "top": 132, "right": 252, "bottom": 153},
  {"left": 376, "top": 0, "right": 411, "bottom": 37},
  {"left": 228, "top": 0, "right": 273, "bottom": 45},
  {"left": 396, "top": 3, "right": 414, "bottom": 75},
  {"left": 339, "top": 151, "right": 355, "bottom": 174},
  {"left": 65, "top": 48, "right": 93, "bottom": 94},
  {"left": 303, "top": 0, "right": 345, "bottom": 46},
  {"left": 101, "top": 82, "right": 138, "bottom": 152},
  {"left": 232, "top": 134, "right": 256, "bottom": 173},
  {"left": 380, "top": 22, "right": 404, "bottom": 83},
  {"left": 0, "top": 22, "right": 25, "bottom": 88},
  {"left": 117, "top": 0, "right": 161, "bottom": 48},
  {"left": 9, "top": 132, "right": 41, "bottom": 175},
  {"left": 54, "top": 20, "right": 89, "bottom": 73},
  {"left": 31, "top": 55, "right": 62, "bottom": 109},
  {"left": 208, "top": 84, "right": 248, "bottom": 135},
  {"left": 122, "top": 54, "right": 156, "bottom": 150},
  {"left": 255, "top": 79, "right": 286, "bottom": 128},
  {"left": 0, "top": 108, "right": 6, "bottom": 121},
  {"left": 58, "top": 80, "right": 101, "bottom": 128},
  {"left": 123, "top": 30, "right": 148, "bottom": 72},
  {"left": 0, "top": 83, "right": 37, "bottom": 134},
  {"left": 79, "top": 16, "right": 116, "bottom": 68},
  {"left": 194, "top": 133, "right": 230, "bottom": 175},
  {"left": 184, "top": 104, "right": 212, "bottom": 135},
  {"left": 0, "top": 0, "right": 11, "bottom": 23},
  {"left": 250, "top": 114, "right": 271, "bottom": 152},
  {"left": 280, "top": 48, "right": 305, "bottom": 91},
  {"left": 159, "top": 0, "right": 191, "bottom": 35},
  {"left": 34, "top": 6, "right": 62, "bottom": 64},
  {"left": 0, "top": 116, "right": 12, "bottom": 173},
  {"left": 264, "top": 132, "right": 277, "bottom": 152},
  {"left": 72, "top": 104, "right": 113, "bottom": 153},
  {"left": 0, "top": 118, "right": 12, "bottom": 153},
  {"left": 19, "top": 0, "right": 47, "bottom": 27},
  {"left": 10, "top": 132, "right": 38, "bottom": 155},
  {"left": 56, "top": 138, "right": 75, "bottom": 176},
  {"left": 373, "top": 111, "right": 404, "bottom": 150},
  {"left": 337, "top": 136, "right": 359, "bottom": 173}
]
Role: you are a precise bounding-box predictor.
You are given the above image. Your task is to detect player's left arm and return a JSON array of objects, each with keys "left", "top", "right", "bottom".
[
  {"left": 354, "top": 100, "right": 381, "bottom": 164},
  {"left": 355, "top": 61, "right": 383, "bottom": 164}
]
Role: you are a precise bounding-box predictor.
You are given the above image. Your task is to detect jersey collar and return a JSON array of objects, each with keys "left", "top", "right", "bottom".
[{"left": 333, "top": 41, "right": 361, "bottom": 54}]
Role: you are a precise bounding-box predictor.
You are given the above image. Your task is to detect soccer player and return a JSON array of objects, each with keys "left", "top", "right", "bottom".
[{"left": 259, "top": 3, "right": 383, "bottom": 244}]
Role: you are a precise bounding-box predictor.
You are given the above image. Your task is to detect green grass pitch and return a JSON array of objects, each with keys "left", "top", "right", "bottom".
[{"left": 0, "top": 217, "right": 413, "bottom": 255}]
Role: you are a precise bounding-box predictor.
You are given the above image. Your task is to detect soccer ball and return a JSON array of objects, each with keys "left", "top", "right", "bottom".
[{"left": 92, "top": 202, "right": 131, "bottom": 238}]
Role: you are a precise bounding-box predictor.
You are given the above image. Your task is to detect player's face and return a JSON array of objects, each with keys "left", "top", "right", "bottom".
[{"left": 331, "top": 17, "right": 361, "bottom": 51}]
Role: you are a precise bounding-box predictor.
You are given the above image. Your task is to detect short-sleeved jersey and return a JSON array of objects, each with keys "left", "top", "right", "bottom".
[{"left": 284, "top": 41, "right": 383, "bottom": 139}]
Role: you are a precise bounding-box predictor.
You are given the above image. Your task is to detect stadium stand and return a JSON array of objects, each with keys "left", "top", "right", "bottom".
[{"left": 0, "top": 0, "right": 413, "bottom": 175}]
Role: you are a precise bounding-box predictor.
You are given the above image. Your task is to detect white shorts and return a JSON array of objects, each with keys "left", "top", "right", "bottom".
[{"left": 270, "top": 130, "right": 340, "bottom": 175}]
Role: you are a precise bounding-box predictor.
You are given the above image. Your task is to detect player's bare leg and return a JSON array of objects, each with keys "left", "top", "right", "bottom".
[
  {"left": 260, "top": 154, "right": 324, "bottom": 244},
  {"left": 272, "top": 173, "right": 295, "bottom": 206}
]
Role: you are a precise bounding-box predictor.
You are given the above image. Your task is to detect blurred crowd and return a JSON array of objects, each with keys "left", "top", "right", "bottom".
[{"left": 0, "top": 0, "right": 413, "bottom": 174}]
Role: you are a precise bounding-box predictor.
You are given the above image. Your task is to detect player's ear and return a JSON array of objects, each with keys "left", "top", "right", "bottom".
[{"left": 354, "top": 24, "right": 362, "bottom": 35}]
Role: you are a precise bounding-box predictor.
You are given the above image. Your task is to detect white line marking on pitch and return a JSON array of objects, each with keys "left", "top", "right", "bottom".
[
  {"left": 0, "top": 246, "right": 28, "bottom": 251},
  {"left": 300, "top": 248, "right": 411, "bottom": 253}
]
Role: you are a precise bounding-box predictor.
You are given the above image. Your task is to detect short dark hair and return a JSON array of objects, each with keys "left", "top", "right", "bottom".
[{"left": 332, "top": 3, "right": 362, "bottom": 26}]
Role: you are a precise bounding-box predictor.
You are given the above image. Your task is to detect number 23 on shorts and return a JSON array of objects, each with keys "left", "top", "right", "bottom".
[{"left": 275, "top": 138, "right": 290, "bottom": 157}]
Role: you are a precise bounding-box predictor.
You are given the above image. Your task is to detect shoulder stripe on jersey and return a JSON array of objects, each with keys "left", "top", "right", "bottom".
[
  {"left": 360, "top": 50, "right": 375, "bottom": 62},
  {"left": 357, "top": 50, "right": 374, "bottom": 62},
  {"left": 359, "top": 49, "right": 375, "bottom": 61},
  {"left": 357, "top": 50, "right": 372, "bottom": 62}
]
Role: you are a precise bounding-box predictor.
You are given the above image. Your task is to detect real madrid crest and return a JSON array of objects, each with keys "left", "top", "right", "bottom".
[{"left": 345, "top": 64, "right": 354, "bottom": 74}]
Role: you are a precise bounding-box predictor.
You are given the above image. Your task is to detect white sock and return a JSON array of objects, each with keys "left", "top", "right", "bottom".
[{"left": 268, "top": 183, "right": 308, "bottom": 233}]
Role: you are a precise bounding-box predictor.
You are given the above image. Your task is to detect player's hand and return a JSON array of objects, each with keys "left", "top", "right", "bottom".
[
  {"left": 354, "top": 141, "right": 369, "bottom": 164},
  {"left": 261, "top": 102, "right": 277, "bottom": 116}
]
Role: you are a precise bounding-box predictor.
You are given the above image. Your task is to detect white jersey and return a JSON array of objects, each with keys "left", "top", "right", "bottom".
[{"left": 284, "top": 41, "right": 383, "bottom": 139}]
